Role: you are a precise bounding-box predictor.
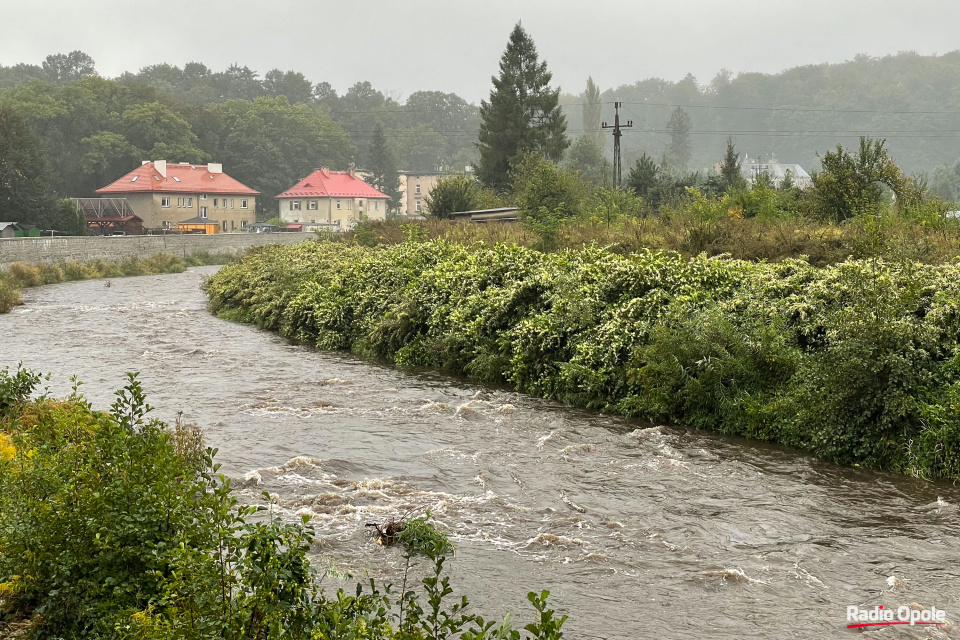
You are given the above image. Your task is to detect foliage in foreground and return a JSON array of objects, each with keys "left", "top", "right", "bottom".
[
  {"left": 206, "top": 240, "right": 960, "bottom": 480},
  {"left": 0, "top": 367, "right": 566, "bottom": 639},
  {"left": 0, "top": 252, "right": 231, "bottom": 314}
]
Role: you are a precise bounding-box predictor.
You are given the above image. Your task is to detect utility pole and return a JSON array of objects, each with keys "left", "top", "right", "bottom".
[{"left": 602, "top": 101, "right": 632, "bottom": 188}]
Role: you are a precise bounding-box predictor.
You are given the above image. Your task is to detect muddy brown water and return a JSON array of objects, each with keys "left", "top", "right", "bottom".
[{"left": 3, "top": 266, "right": 959, "bottom": 639}]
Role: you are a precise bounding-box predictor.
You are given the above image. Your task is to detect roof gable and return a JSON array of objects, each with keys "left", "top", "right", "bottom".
[
  {"left": 276, "top": 169, "right": 390, "bottom": 199},
  {"left": 96, "top": 162, "right": 259, "bottom": 196}
]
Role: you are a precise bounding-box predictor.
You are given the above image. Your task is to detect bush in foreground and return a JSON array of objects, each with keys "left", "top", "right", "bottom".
[
  {"left": 0, "top": 366, "right": 566, "bottom": 639},
  {"left": 205, "top": 240, "right": 960, "bottom": 480}
]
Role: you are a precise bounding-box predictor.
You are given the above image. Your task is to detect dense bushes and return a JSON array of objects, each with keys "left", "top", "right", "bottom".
[
  {"left": 206, "top": 240, "right": 960, "bottom": 480},
  {"left": 0, "top": 366, "right": 567, "bottom": 639}
]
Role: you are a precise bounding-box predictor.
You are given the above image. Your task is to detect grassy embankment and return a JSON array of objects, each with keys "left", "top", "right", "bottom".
[
  {"left": 339, "top": 215, "right": 960, "bottom": 267},
  {"left": 0, "top": 252, "right": 231, "bottom": 313},
  {"left": 0, "top": 366, "right": 566, "bottom": 639},
  {"left": 205, "top": 239, "right": 960, "bottom": 481}
]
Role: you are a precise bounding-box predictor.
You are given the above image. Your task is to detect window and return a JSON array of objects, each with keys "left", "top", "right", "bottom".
[
  {"left": 213, "top": 198, "right": 218, "bottom": 207},
  {"left": 162, "top": 220, "right": 171, "bottom": 230},
  {"left": 291, "top": 201, "right": 301, "bottom": 211},
  {"left": 336, "top": 200, "right": 341, "bottom": 210},
  {"left": 173, "top": 176, "right": 181, "bottom": 182},
  {"left": 187, "top": 198, "right": 193, "bottom": 207},
  {"left": 161, "top": 197, "right": 170, "bottom": 208},
  {"left": 177, "top": 197, "right": 183, "bottom": 208},
  {"left": 131, "top": 175, "right": 139, "bottom": 183},
  {"left": 375, "top": 201, "right": 379, "bottom": 211},
  {"left": 201, "top": 207, "right": 207, "bottom": 218},
  {"left": 415, "top": 184, "right": 421, "bottom": 195},
  {"left": 200, "top": 194, "right": 207, "bottom": 200},
  {"left": 359, "top": 200, "right": 364, "bottom": 209},
  {"left": 415, "top": 201, "right": 422, "bottom": 212},
  {"left": 222, "top": 221, "right": 227, "bottom": 231},
  {"left": 308, "top": 200, "right": 317, "bottom": 210},
  {"left": 347, "top": 200, "right": 352, "bottom": 210},
  {"left": 231, "top": 220, "right": 235, "bottom": 230},
  {"left": 231, "top": 199, "right": 235, "bottom": 209},
  {"left": 240, "top": 199, "right": 248, "bottom": 209}
]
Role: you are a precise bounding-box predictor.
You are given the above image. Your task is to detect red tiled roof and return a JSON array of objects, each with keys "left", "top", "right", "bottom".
[
  {"left": 96, "top": 162, "right": 259, "bottom": 196},
  {"left": 276, "top": 169, "right": 389, "bottom": 199}
]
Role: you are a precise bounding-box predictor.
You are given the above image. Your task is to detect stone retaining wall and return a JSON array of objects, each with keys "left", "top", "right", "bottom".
[{"left": 0, "top": 233, "right": 311, "bottom": 269}]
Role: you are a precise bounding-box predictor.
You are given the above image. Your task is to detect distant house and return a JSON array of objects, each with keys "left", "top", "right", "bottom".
[
  {"left": 740, "top": 158, "right": 813, "bottom": 189},
  {"left": 0, "top": 222, "right": 24, "bottom": 239},
  {"left": 398, "top": 171, "right": 444, "bottom": 216},
  {"left": 96, "top": 160, "right": 259, "bottom": 232},
  {"left": 276, "top": 168, "right": 390, "bottom": 228}
]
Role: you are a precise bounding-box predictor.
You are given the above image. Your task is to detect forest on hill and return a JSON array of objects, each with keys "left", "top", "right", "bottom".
[
  {"left": 562, "top": 51, "right": 960, "bottom": 180},
  {"left": 4, "top": 49, "right": 960, "bottom": 218}
]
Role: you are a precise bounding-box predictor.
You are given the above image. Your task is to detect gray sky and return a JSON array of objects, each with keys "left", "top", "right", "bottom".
[{"left": 3, "top": 0, "right": 960, "bottom": 102}]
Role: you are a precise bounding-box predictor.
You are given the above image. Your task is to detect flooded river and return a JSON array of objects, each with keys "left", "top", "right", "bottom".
[{"left": 2, "top": 266, "right": 959, "bottom": 639}]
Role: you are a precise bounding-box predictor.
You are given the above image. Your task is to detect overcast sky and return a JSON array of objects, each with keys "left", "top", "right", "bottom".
[{"left": 3, "top": 0, "right": 960, "bottom": 102}]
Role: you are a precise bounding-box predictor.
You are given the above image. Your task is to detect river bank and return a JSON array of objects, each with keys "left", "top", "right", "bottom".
[
  {"left": 2, "top": 268, "right": 958, "bottom": 638},
  {"left": 205, "top": 240, "right": 960, "bottom": 481}
]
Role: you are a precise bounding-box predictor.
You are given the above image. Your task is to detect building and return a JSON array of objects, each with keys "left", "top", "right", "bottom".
[
  {"left": 177, "top": 216, "right": 221, "bottom": 235},
  {"left": 95, "top": 160, "right": 259, "bottom": 232},
  {"left": 85, "top": 214, "right": 144, "bottom": 236},
  {"left": 0, "top": 222, "right": 24, "bottom": 239},
  {"left": 398, "top": 171, "right": 443, "bottom": 216},
  {"left": 740, "top": 158, "right": 813, "bottom": 189},
  {"left": 276, "top": 168, "right": 389, "bottom": 228}
]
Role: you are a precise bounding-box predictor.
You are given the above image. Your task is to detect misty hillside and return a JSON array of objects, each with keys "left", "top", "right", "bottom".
[{"left": 562, "top": 51, "right": 960, "bottom": 174}]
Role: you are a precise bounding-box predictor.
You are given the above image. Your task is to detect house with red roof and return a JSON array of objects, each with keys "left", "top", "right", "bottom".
[
  {"left": 96, "top": 160, "right": 259, "bottom": 232},
  {"left": 276, "top": 168, "right": 390, "bottom": 228}
]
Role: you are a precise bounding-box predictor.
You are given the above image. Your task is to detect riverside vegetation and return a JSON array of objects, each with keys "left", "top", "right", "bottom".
[
  {"left": 0, "top": 252, "right": 231, "bottom": 314},
  {"left": 0, "top": 366, "right": 567, "bottom": 639},
  {"left": 205, "top": 237, "right": 960, "bottom": 481}
]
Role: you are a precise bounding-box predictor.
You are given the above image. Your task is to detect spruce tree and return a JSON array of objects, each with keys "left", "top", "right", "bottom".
[
  {"left": 719, "top": 137, "right": 745, "bottom": 190},
  {"left": 477, "top": 23, "right": 568, "bottom": 190},
  {"left": 367, "top": 123, "right": 400, "bottom": 209}
]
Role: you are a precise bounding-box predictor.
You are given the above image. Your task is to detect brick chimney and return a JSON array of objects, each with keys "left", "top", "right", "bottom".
[
  {"left": 320, "top": 167, "right": 331, "bottom": 177},
  {"left": 348, "top": 168, "right": 356, "bottom": 178},
  {"left": 153, "top": 160, "right": 167, "bottom": 178},
  {"left": 207, "top": 162, "right": 223, "bottom": 174}
]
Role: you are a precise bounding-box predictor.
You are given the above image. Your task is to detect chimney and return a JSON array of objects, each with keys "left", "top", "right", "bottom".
[
  {"left": 348, "top": 168, "right": 356, "bottom": 178},
  {"left": 154, "top": 160, "right": 167, "bottom": 178},
  {"left": 320, "top": 167, "right": 330, "bottom": 178},
  {"left": 207, "top": 162, "right": 223, "bottom": 174}
]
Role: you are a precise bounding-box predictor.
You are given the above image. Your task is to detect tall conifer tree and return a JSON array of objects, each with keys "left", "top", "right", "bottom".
[
  {"left": 477, "top": 23, "right": 568, "bottom": 190},
  {"left": 368, "top": 123, "right": 400, "bottom": 209},
  {"left": 663, "top": 107, "right": 692, "bottom": 170},
  {"left": 583, "top": 77, "right": 603, "bottom": 149}
]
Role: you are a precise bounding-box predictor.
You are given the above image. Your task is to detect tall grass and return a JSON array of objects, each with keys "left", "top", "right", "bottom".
[{"left": 341, "top": 214, "right": 960, "bottom": 266}]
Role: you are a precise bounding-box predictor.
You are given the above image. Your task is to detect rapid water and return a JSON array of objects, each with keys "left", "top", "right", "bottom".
[{"left": 3, "top": 266, "right": 959, "bottom": 639}]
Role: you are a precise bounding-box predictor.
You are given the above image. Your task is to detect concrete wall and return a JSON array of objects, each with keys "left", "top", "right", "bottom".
[{"left": 0, "top": 233, "right": 311, "bottom": 269}]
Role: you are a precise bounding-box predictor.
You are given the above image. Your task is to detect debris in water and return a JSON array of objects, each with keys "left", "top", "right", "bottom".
[
  {"left": 702, "top": 568, "right": 765, "bottom": 584},
  {"left": 536, "top": 430, "right": 555, "bottom": 450},
  {"left": 560, "top": 490, "right": 586, "bottom": 513},
  {"left": 475, "top": 473, "right": 487, "bottom": 490},
  {"left": 497, "top": 404, "right": 516, "bottom": 414},
  {"left": 887, "top": 576, "right": 906, "bottom": 591}
]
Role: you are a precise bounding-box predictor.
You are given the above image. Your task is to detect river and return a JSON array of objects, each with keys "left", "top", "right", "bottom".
[{"left": 2, "top": 266, "right": 959, "bottom": 639}]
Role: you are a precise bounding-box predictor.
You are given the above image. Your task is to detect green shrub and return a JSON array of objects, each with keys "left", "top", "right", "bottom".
[{"left": 0, "top": 367, "right": 568, "bottom": 639}]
